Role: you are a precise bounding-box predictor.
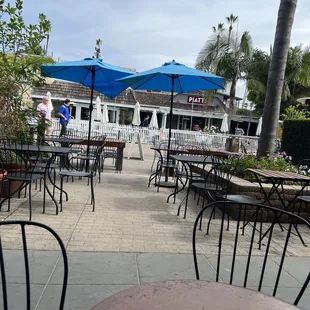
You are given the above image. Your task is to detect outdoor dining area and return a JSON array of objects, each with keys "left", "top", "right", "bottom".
[{"left": 0, "top": 58, "right": 308, "bottom": 310}]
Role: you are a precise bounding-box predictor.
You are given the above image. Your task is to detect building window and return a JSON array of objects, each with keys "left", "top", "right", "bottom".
[
  {"left": 69, "top": 106, "right": 76, "bottom": 119},
  {"left": 81, "top": 107, "right": 89, "bottom": 120}
]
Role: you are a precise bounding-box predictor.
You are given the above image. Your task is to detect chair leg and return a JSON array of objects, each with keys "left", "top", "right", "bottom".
[
  {"left": 242, "top": 205, "right": 247, "bottom": 236},
  {"left": 8, "top": 181, "right": 11, "bottom": 212},
  {"left": 183, "top": 184, "right": 191, "bottom": 219},
  {"left": 197, "top": 189, "right": 201, "bottom": 205},
  {"left": 150, "top": 155, "right": 156, "bottom": 173},
  {"left": 173, "top": 176, "right": 178, "bottom": 204},
  {"left": 199, "top": 209, "right": 203, "bottom": 231},
  {"left": 226, "top": 205, "right": 230, "bottom": 231},
  {"left": 52, "top": 169, "right": 56, "bottom": 198},
  {"left": 156, "top": 164, "right": 163, "bottom": 193},
  {"left": 43, "top": 177, "right": 46, "bottom": 214},
  {"left": 90, "top": 176, "right": 95, "bottom": 211},
  {"left": 206, "top": 207, "right": 215, "bottom": 235},
  {"left": 28, "top": 182, "right": 32, "bottom": 221},
  {"left": 60, "top": 176, "right": 63, "bottom": 212}
]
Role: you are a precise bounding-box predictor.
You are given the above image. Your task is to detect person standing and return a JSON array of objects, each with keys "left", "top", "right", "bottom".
[
  {"left": 58, "top": 99, "right": 73, "bottom": 136},
  {"left": 235, "top": 123, "right": 244, "bottom": 136},
  {"left": 142, "top": 115, "right": 150, "bottom": 127},
  {"left": 37, "top": 96, "right": 52, "bottom": 135}
]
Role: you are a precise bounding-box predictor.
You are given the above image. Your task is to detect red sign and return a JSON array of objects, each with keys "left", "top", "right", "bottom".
[{"left": 187, "top": 95, "right": 206, "bottom": 104}]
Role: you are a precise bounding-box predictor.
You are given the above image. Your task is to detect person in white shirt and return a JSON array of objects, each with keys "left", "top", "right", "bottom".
[
  {"left": 37, "top": 96, "right": 52, "bottom": 135},
  {"left": 235, "top": 123, "right": 244, "bottom": 136}
]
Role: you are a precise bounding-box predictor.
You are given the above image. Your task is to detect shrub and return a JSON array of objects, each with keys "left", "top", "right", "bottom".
[
  {"left": 281, "top": 120, "right": 310, "bottom": 164},
  {"left": 224, "top": 154, "right": 296, "bottom": 182}
]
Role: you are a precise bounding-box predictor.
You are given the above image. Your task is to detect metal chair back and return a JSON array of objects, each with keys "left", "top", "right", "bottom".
[
  {"left": 193, "top": 201, "right": 310, "bottom": 307},
  {"left": 0, "top": 220, "right": 68, "bottom": 310}
]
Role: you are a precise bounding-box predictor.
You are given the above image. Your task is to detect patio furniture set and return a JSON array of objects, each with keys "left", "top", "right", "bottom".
[
  {"left": 143, "top": 141, "right": 310, "bottom": 308},
  {"left": 0, "top": 135, "right": 124, "bottom": 220},
  {"left": 0, "top": 56, "right": 308, "bottom": 308}
]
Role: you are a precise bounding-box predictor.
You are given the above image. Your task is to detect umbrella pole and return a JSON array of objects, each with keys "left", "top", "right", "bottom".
[
  {"left": 86, "top": 68, "right": 96, "bottom": 172},
  {"left": 165, "top": 77, "right": 175, "bottom": 182}
]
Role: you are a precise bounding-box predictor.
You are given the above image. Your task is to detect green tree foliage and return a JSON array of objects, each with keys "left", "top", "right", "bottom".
[
  {"left": 247, "top": 45, "right": 310, "bottom": 114},
  {"left": 0, "top": 0, "right": 53, "bottom": 138},
  {"left": 196, "top": 14, "right": 253, "bottom": 111},
  {"left": 281, "top": 105, "right": 308, "bottom": 120}
]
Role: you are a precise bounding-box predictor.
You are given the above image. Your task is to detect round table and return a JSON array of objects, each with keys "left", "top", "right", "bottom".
[{"left": 90, "top": 280, "right": 298, "bottom": 310}]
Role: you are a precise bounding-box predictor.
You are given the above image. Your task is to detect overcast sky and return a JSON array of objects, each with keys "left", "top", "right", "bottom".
[{"left": 22, "top": 0, "right": 309, "bottom": 97}]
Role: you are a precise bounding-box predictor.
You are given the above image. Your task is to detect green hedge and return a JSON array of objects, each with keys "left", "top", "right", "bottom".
[{"left": 282, "top": 120, "right": 310, "bottom": 164}]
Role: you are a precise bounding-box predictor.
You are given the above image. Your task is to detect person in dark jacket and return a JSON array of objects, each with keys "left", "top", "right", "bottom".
[{"left": 142, "top": 115, "right": 150, "bottom": 127}]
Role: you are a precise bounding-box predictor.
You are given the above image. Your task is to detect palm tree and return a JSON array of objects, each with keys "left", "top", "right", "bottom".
[
  {"left": 285, "top": 45, "right": 310, "bottom": 99},
  {"left": 226, "top": 14, "right": 238, "bottom": 47},
  {"left": 257, "top": 0, "right": 298, "bottom": 156},
  {"left": 196, "top": 18, "right": 253, "bottom": 111},
  {"left": 95, "top": 38, "right": 102, "bottom": 58},
  {"left": 247, "top": 45, "right": 310, "bottom": 115}
]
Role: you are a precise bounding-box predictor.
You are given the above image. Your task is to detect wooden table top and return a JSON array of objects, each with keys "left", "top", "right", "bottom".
[
  {"left": 151, "top": 146, "right": 238, "bottom": 157},
  {"left": 44, "top": 137, "right": 84, "bottom": 144},
  {"left": 247, "top": 169, "right": 310, "bottom": 181},
  {"left": 71, "top": 139, "right": 126, "bottom": 148},
  {"left": 2, "top": 144, "right": 71, "bottom": 154},
  {"left": 90, "top": 280, "right": 298, "bottom": 310},
  {"left": 170, "top": 155, "right": 214, "bottom": 165}
]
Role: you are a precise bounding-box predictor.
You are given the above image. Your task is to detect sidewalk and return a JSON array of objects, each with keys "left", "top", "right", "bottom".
[{"left": 3, "top": 250, "right": 310, "bottom": 310}]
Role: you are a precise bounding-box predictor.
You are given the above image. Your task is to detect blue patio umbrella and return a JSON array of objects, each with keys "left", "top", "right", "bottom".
[
  {"left": 117, "top": 60, "right": 224, "bottom": 179},
  {"left": 41, "top": 58, "right": 135, "bottom": 158}
]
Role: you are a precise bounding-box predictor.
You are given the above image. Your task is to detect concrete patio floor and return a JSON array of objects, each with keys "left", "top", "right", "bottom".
[
  {"left": 0, "top": 145, "right": 309, "bottom": 309},
  {"left": 1, "top": 250, "right": 309, "bottom": 310}
]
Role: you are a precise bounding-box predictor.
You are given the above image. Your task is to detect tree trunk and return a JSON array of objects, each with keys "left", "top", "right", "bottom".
[
  {"left": 229, "top": 78, "right": 237, "bottom": 111},
  {"left": 257, "top": 0, "right": 297, "bottom": 156}
]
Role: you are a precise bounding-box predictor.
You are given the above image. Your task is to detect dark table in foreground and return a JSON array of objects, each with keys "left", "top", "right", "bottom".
[{"left": 90, "top": 280, "right": 298, "bottom": 310}]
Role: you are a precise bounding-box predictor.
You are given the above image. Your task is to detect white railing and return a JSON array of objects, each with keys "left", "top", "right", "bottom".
[{"left": 50, "top": 119, "right": 259, "bottom": 153}]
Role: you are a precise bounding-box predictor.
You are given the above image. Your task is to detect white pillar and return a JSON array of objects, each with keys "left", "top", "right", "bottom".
[
  {"left": 207, "top": 118, "right": 211, "bottom": 128},
  {"left": 76, "top": 105, "right": 81, "bottom": 121},
  {"left": 161, "top": 113, "right": 167, "bottom": 129},
  {"left": 116, "top": 109, "right": 120, "bottom": 124}
]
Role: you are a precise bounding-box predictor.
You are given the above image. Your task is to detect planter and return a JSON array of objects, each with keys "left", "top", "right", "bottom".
[{"left": 0, "top": 163, "right": 26, "bottom": 198}]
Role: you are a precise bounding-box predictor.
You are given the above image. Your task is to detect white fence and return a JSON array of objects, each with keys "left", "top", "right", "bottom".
[{"left": 51, "top": 119, "right": 259, "bottom": 153}]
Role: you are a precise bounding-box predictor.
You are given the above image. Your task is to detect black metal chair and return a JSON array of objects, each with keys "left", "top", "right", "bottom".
[
  {"left": 152, "top": 141, "right": 180, "bottom": 192},
  {"left": 59, "top": 142, "right": 105, "bottom": 212},
  {"left": 74, "top": 135, "right": 106, "bottom": 182},
  {"left": 192, "top": 201, "right": 310, "bottom": 308},
  {"left": 0, "top": 139, "right": 44, "bottom": 220},
  {"left": 192, "top": 156, "right": 260, "bottom": 232},
  {"left": 176, "top": 155, "right": 213, "bottom": 219},
  {"left": 0, "top": 220, "right": 68, "bottom": 310}
]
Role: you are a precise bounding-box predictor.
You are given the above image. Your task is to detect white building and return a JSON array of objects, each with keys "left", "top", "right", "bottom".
[{"left": 32, "top": 79, "right": 259, "bottom": 134}]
